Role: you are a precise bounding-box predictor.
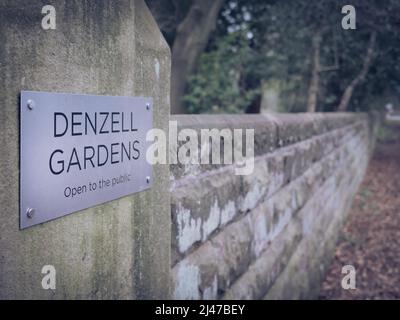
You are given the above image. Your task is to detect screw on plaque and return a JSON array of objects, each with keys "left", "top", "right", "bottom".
[
  {"left": 146, "top": 103, "right": 150, "bottom": 110},
  {"left": 26, "top": 208, "right": 35, "bottom": 219},
  {"left": 146, "top": 176, "right": 150, "bottom": 183},
  {"left": 27, "top": 99, "right": 35, "bottom": 110}
]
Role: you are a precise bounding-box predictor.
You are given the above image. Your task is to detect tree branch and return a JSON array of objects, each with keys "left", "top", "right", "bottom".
[
  {"left": 307, "top": 31, "right": 321, "bottom": 112},
  {"left": 337, "top": 31, "right": 377, "bottom": 112},
  {"left": 171, "top": 0, "right": 225, "bottom": 114}
]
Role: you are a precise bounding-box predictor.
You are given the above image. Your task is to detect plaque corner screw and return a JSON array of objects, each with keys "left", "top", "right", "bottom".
[
  {"left": 146, "top": 176, "right": 150, "bottom": 183},
  {"left": 27, "top": 99, "right": 35, "bottom": 110},
  {"left": 146, "top": 103, "right": 150, "bottom": 110},
  {"left": 26, "top": 208, "right": 35, "bottom": 219}
]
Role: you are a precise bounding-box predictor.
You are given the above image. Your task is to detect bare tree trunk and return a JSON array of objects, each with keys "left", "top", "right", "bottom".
[
  {"left": 337, "top": 32, "right": 377, "bottom": 112},
  {"left": 307, "top": 32, "right": 321, "bottom": 112},
  {"left": 171, "top": 0, "right": 225, "bottom": 114}
]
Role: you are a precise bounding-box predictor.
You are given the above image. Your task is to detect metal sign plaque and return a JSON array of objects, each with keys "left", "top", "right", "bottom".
[{"left": 20, "top": 91, "right": 153, "bottom": 229}]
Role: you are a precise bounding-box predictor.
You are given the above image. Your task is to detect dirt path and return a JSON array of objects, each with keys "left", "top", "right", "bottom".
[{"left": 319, "top": 123, "right": 400, "bottom": 299}]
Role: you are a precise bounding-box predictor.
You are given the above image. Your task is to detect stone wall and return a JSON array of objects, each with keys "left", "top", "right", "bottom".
[
  {"left": 0, "top": 0, "right": 170, "bottom": 299},
  {"left": 171, "top": 113, "right": 379, "bottom": 299}
]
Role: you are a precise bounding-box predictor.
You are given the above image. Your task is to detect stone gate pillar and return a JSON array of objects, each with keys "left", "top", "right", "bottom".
[{"left": 0, "top": 0, "right": 170, "bottom": 299}]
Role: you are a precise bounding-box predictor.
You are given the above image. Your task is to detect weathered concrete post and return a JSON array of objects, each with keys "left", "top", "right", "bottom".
[{"left": 0, "top": 0, "right": 171, "bottom": 299}]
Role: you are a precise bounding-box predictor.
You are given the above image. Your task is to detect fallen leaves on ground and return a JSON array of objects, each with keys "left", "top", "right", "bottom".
[{"left": 319, "top": 124, "right": 400, "bottom": 300}]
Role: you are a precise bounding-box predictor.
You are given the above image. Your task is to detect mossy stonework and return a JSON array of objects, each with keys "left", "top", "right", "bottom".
[
  {"left": 0, "top": 0, "right": 170, "bottom": 299},
  {"left": 170, "top": 113, "right": 380, "bottom": 299}
]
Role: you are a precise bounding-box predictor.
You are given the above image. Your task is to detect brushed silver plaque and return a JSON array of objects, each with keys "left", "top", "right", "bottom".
[{"left": 20, "top": 91, "right": 153, "bottom": 229}]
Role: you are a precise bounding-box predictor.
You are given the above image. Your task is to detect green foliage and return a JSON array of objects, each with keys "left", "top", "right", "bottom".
[
  {"left": 376, "top": 125, "right": 398, "bottom": 143},
  {"left": 184, "top": 0, "right": 400, "bottom": 114},
  {"left": 183, "top": 32, "right": 259, "bottom": 114}
]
